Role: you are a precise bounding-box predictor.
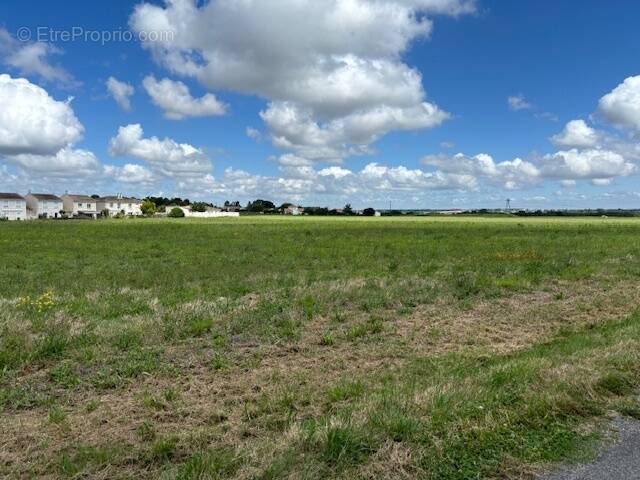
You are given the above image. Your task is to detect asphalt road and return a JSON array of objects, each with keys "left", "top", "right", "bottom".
[{"left": 541, "top": 418, "right": 640, "bottom": 480}]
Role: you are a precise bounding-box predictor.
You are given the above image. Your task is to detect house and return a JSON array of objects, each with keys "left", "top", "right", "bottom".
[
  {"left": 61, "top": 194, "right": 98, "bottom": 219},
  {"left": 166, "top": 205, "right": 240, "bottom": 218},
  {"left": 0, "top": 193, "right": 27, "bottom": 221},
  {"left": 97, "top": 195, "right": 142, "bottom": 216},
  {"left": 223, "top": 201, "right": 242, "bottom": 213},
  {"left": 284, "top": 205, "right": 304, "bottom": 216},
  {"left": 25, "top": 193, "right": 63, "bottom": 219}
]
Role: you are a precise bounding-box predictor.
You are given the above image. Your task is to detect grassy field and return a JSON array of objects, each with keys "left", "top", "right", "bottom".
[{"left": 1, "top": 216, "right": 640, "bottom": 479}]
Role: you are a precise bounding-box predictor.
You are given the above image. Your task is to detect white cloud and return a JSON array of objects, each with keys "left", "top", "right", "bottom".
[
  {"left": 598, "top": 75, "right": 640, "bottom": 132},
  {"left": 0, "top": 28, "right": 77, "bottom": 88},
  {"left": 104, "top": 163, "right": 156, "bottom": 184},
  {"left": 591, "top": 178, "right": 612, "bottom": 186},
  {"left": 0, "top": 74, "right": 83, "bottom": 156},
  {"left": 551, "top": 119, "right": 600, "bottom": 148},
  {"left": 109, "top": 123, "right": 212, "bottom": 177},
  {"left": 6, "top": 147, "right": 101, "bottom": 177},
  {"left": 142, "top": 75, "right": 226, "bottom": 120},
  {"left": 106, "top": 77, "right": 135, "bottom": 112},
  {"left": 275, "top": 154, "right": 314, "bottom": 167},
  {"left": 421, "top": 152, "right": 540, "bottom": 189},
  {"left": 359, "top": 162, "right": 476, "bottom": 190},
  {"left": 422, "top": 143, "right": 639, "bottom": 189},
  {"left": 129, "top": 0, "right": 471, "bottom": 162},
  {"left": 318, "top": 166, "right": 353, "bottom": 179},
  {"left": 174, "top": 157, "right": 483, "bottom": 203},
  {"left": 540, "top": 149, "right": 635, "bottom": 180},
  {"left": 262, "top": 101, "right": 448, "bottom": 161},
  {"left": 508, "top": 94, "right": 532, "bottom": 111}
]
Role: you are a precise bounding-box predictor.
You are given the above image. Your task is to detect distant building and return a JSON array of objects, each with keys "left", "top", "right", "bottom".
[
  {"left": 97, "top": 195, "right": 142, "bottom": 216},
  {"left": 0, "top": 193, "right": 27, "bottom": 221},
  {"left": 223, "top": 201, "right": 242, "bottom": 213},
  {"left": 284, "top": 205, "right": 304, "bottom": 216},
  {"left": 61, "top": 194, "right": 98, "bottom": 219},
  {"left": 165, "top": 205, "right": 240, "bottom": 218},
  {"left": 25, "top": 193, "right": 63, "bottom": 219}
]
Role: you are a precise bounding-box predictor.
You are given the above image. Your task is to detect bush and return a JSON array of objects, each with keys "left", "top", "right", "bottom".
[
  {"left": 140, "top": 199, "right": 157, "bottom": 217},
  {"left": 168, "top": 207, "right": 185, "bottom": 218},
  {"left": 362, "top": 208, "right": 376, "bottom": 217}
]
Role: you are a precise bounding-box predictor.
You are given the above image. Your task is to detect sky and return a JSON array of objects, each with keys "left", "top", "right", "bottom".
[{"left": 0, "top": 0, "right": 639, "bottom": 209}]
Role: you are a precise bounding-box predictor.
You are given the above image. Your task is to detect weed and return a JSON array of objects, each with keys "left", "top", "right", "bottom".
[{"left": 48, "top": 405, "right": 67, "bottom": 424}]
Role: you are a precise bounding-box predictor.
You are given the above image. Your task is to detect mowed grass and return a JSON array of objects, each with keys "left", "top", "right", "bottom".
[{"left": 1, "top": 216, "right": 640, "bottom": 478}]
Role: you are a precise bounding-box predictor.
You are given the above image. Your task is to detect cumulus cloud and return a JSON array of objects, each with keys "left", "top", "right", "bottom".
[
  {"left": 0, "top": 74, "right": 193, "bottom": 192},
  {"left": 319, "top": 166, "right": 353, "bottom": 179},
  {"left": 551, "top": 119, "right": 600, "bottom": 148},
  {"left": 540, "top": 149, "right": 635, "bottom": 181},
  {"left": 0, "top": 74, "right": 83, "bottom": 156},
  {"left": 422, "top": 152, "right": 540, "bottom": 189},
  {"left": 359, "top": 162, "right": 476, "bottom": 190},
  {"left": 104, "top": 163, "right": 156, "bottom": 184},
  {"left": 106, "top": 77, "right": 135, "bottom": 112},
  {"left": 591, "top": 178, "right": 613, "bottom": 186},
  {"left": 262, "top": 101, "right": 448, "bottom": 161},
  {"left": 508, "top": 94, "right": 532, "bottom": 111},
  {"left": 142, "top": 75, "right": 226, "bottom": 120},
  {"left": 183, "top": 159, "right": 479, "bottom": 203},
  {"left": 0, "top": 28, "right": 77, "bottom": 88},
  {"left": 422, "top": 146, "right": 637, "bottom": 190},
  {"left": 5, "top": 147, "right": 101, "bottom": 177},
  {"left": 598, "top": 75, "right": 640, "bottom": 132},
  {"left": 109, "top": 123, "right": 212, "bottom": 177},
  {"left": 129, "top": 0, "right": 471, "bottom": 161}
]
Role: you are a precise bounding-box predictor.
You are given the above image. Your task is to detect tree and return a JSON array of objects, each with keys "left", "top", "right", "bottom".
[
  {"left": 362, "top": 208, "right": 376, "bottom": 217},
  {"left": 247, "top": 199, "right": 276, "bottom": 213},
  {"left": 191, "top": 202, "right": 207, "bottom": 212},
  {"left": 168, "top": 207, "right": 185, "bottom": 218},
  {"left": 140, "top": 199, "right": 157, "bottom": 217},
  {"left": 344, "top": 204, "right": 353, "bottom": 215}
]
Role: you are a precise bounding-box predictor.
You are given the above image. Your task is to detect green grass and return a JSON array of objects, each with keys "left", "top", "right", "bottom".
[{"left": 1, "top": 216, "right": 640, "bottom": 478}]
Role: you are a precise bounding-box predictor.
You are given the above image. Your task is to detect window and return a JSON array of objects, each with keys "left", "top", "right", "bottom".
[
  {"left": 128, "top": 203, "right": 132, "bottom": 208},
  {"left": 78, "top": 203, "right": 83, "bottom": 208},
  {"left": 110, "top": 203, "right": 114, "bottom": 208},
  {"left": 87, "top": 204, "right": 92, "bottom": 209}
]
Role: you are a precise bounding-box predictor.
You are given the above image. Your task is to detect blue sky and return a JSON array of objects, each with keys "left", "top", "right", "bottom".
[{"left": 0, "top": 0, "right": 639, "bottom": 209}]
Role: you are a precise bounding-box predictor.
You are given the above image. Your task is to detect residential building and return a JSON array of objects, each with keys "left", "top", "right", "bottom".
[
  {"left": 25, "top": 193, "right": 63, "bottom": 219},
  {"left": 165, "top": 205, "right": 240, "bottom": 218},
  {"left": 223, "top": 201, "right": 242, "bottom": 213},
  {"left": 97, "top": 195, "right": 142, "bottom": 216},
  {"left": 0, "top": 193, "right": 27, "bottom": 221},
  {"left": 284, "top": 205, "right": 304, "bottom": 216},
  {"left": 61, "top": 194, "right": 98, "bottom": 219}
]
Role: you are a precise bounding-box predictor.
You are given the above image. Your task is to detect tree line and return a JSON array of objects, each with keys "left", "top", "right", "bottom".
[{"left": 140, "top": 197, "right": 379, "bottom": 216}]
